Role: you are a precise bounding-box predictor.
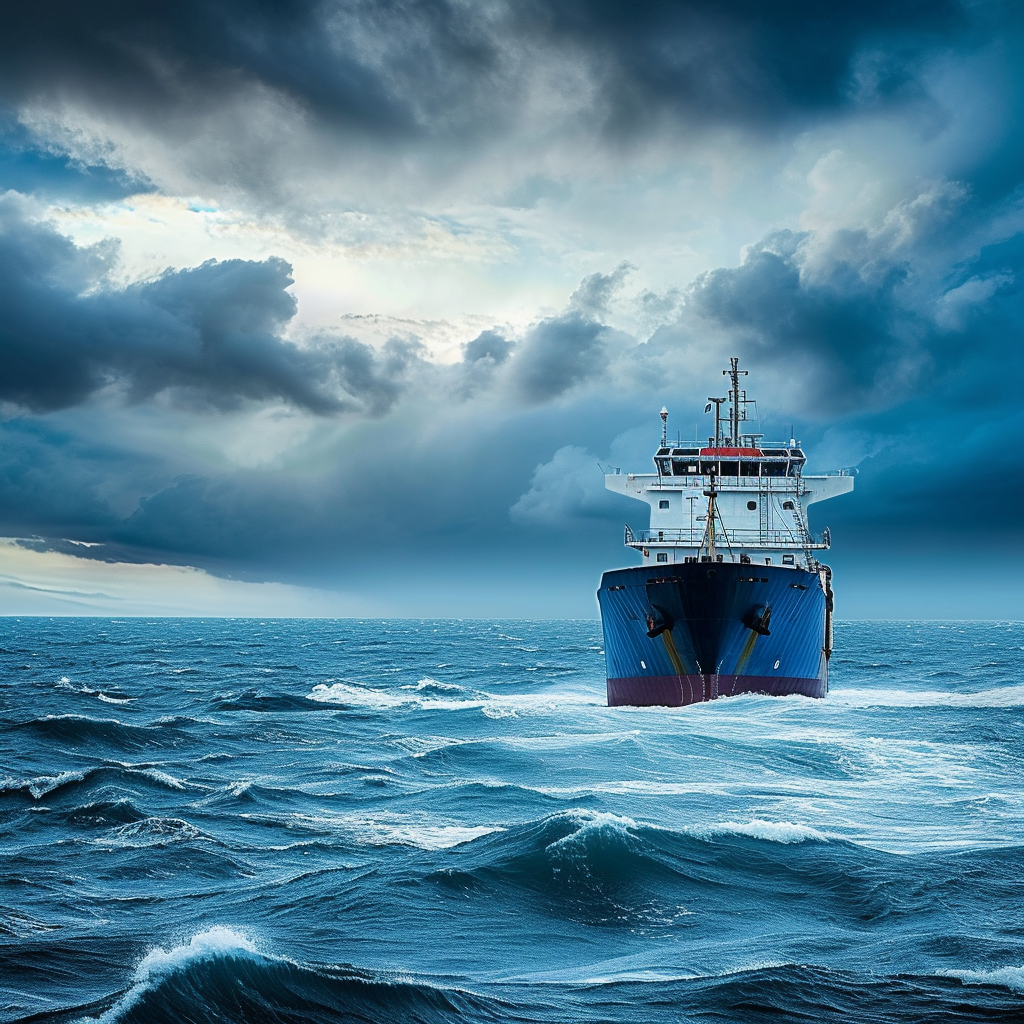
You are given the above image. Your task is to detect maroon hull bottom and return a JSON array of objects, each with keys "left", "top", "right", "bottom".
[{"left": 607, "top": 673, "right": 826, "bottom": 707}]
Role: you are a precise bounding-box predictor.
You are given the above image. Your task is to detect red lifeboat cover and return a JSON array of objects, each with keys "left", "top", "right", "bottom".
[{"left": 699, "top": 447, "right": 763, "bottom": 457}]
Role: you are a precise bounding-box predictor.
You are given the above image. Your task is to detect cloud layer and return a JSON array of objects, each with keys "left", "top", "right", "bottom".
[{"left": 2, "top": 1, "right": 1023, "bottom": 614}]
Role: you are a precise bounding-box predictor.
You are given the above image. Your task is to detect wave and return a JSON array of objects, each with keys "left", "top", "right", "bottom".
[
  {"left": 58, "top": 797, "right": 149, "bottom": 829},
  {"left": 938, "top": 964, "right": 1024, "bottom": 993},
  {"left": 77, "top": 926, "right": 506, "bottom": 1024},
  {"left": 237, "top": 809, "right": 503, "bottom": 850},
  {"left": 553, "top": 962, "right": 1024, "bottom": 1019},
  {"left": 98, "top": 816, "right": 220, "bottom": 849},
  {"left": 0, "top": 764, "right": 193, "bottom": 801},
  {"left": 693, "top": 819, "right": 831, "bottom": 844},
  {"left": 417, "top": 809, "right": 923, "bottom": 930},
  {"left": 209, "top": 689, "right": 320, "bottom": 713},
  {"left": 10, "top": 714, "right": 192, "bottom": 751}
]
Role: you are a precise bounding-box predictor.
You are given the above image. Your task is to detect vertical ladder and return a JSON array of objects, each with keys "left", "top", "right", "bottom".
[
  {"left": 792, "top": 488, "right": 816, "bottom": 568},
  {"left": 759, "top": 482, "right": 769, "bottom": 542}
]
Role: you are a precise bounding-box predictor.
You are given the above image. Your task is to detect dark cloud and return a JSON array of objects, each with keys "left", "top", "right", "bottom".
[
  {"left": 635, "top": 188, "right": 1024, "bottom": 548},
  {"left": 0, "top": 199, "right": 427, "bottom": 415},
  {"left": 463, "top": 329, "right": 512, "bottom": 365},
  {"left": 680, "top": 229, "right": 918, "bottom": 410},
  {"left": 0, "top": 0, "right": 991, "bottom": 195},
  {"left": 510, "top": 313, "right": 608, "bottom": 403},
  {"left": 518, "top": 0, "right": 976, "bottom": 132}
]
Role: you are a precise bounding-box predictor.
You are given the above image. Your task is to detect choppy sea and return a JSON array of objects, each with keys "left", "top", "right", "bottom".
[{"left": 2, "top": 618, "right": 1024, "bottom": 1023}]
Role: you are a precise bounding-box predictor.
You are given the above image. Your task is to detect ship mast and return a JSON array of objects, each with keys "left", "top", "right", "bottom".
[
  {"left": 724, "top": 357, "right": 748, "bottom": 445},
  {"left": 704, "top": 472, "right": 717, "bottom": 559},
  {"left": 708, "top": 396, "right": 726, "bottom": 446}
]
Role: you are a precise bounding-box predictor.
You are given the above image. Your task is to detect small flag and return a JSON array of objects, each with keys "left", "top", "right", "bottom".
[{"left": 703, "top": 403, "right": 712, "bottom": 414}]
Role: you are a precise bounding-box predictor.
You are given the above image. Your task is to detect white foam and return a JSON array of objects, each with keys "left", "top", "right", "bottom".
[
  {"left": 536, "top": 780, "right": 733, "bottom": 797},
  {"left": 351, "top": 820, "right": 502, "bottom": 850},
  {"left": 100, "top": 817, "right": 212, "bottom": 848},
  {"left": 239, "top": 809, "right": 502, "bottom": 850},
  {"left": 833, "top": 686, "right": 1024, "bottom": 708},
  {"left": 578, "top": 961, "right": 790, "bottom": 985},
  {"left": 405, "top": 677, "right": 465, "bottom": 693},
  {"left": 0, "top": 769, "right": 88, "bottom": 799},
  {"left": 306, "top": 681, "right": 603, "bottom": 717},
  {"left": 83, "top": 926, "right": 260, "bottom": 1022},
  {"left": 135, "top": 768, "right": 188, "bottom": 791},
  {"left": 698, "top": 819, "right": 829, "bottom": 844},
  {"left": 307, "top": 681, "right": 411, "bottom": 709},
  {"left": 545, "top": 809, "right": 640, "bottom": 852},
  {"left": 97, "top": 694, "right": 135, "bottom": 704},
  {"left": 938, "top": 965, "right": 1024, "bottom": 993}
]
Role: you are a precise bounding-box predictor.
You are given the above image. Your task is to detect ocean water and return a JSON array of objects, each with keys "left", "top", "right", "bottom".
[{"left": 2, "top": 618, "right": 1024, "bottom": 1023}]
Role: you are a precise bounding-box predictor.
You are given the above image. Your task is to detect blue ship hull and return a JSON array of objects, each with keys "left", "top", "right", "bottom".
[{"left": 598, "top": 562, "right": 829, "bottom": 707}]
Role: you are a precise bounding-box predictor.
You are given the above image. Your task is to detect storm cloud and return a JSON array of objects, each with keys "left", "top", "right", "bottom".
[
  {"left": 0, "top": 199, "right": 427, "bottom": 415},
  {"left": 3, "top": 1, "right": 1024, "bottom": 615},
  {"left": 0, "top": 0, "right": 998, "bottom": 214}
]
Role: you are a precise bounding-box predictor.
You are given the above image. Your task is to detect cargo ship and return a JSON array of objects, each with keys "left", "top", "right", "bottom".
[{"left": 597, "top": 359, "right": 853, "bottom": 707}]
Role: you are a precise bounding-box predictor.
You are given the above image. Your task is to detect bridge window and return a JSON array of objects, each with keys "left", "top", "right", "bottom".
[
  {"left": 763, "top": 461, "right": 788, "bottom": 477},
  {"left": 659, "top": 500, "right": 670, "bottom": 509},
  {"left": 719, "top": 461, "right": 739, "bottom": 476},
  {"left": 740, "top": 461, "right": 760, "bottom": 476},
  {"left": 700, "top": 461, "right": 718, "bottom": 474},
  {"left": 656, "top": 552, "right": 668, "bottom": 563},
  {"left": 657, "top": 459, "right": 671, "bottom": 474},
  {"left": 747, "top": 500, "right": 757, "bottom": 510}
]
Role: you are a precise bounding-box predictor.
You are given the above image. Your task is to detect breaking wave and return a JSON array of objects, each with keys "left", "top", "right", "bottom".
[{"left": 79, "top": 927, "right": 507, "bottom": 1024}]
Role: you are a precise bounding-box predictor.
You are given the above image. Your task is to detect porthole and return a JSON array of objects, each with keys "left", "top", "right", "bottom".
[
  {"left": 747, "top": 500, "right": 757, "bottom": 510},
  {"left": 659, "top": 500, "right": 670, "bottom": 509},
  {"left": 656, "top": 552, "right": 668, "bottom": 563},
  {"left": 782, "top": 500, "right": 795, "bottom": 511},
  {"left": 773, "top": 659, "right": 781, "bottom": 670}
]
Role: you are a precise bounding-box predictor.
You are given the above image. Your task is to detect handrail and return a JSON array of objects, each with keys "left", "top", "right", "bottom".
[
  {"left": 640, "top": 475, "right": 840, "bottom": 489},
  {"left": 626, "top": 527, "right": 830, "bottom": 550}
]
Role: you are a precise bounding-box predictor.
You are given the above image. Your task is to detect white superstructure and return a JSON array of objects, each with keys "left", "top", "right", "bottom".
[{"left": 605, "top": 359, "right": 854, "bottom": 571}]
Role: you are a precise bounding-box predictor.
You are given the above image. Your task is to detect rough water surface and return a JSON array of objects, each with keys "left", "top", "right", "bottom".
[{"left": 2, "top": 618, "right": 1023, "bottom": 1023}]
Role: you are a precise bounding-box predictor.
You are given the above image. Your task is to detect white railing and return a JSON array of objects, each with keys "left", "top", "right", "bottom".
[{"left": 624, "top": 525, "right": 830, "bottom": 550}]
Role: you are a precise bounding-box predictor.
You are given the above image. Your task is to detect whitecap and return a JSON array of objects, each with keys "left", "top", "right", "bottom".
[
  {"left": 833, "top": 686, "right": 1024, "bottom": 708},
  {"left": 545, "top": 809, "right": 640, "bottom": 852},
  {"left": 99, "top": 817, "right": 213, "bottom": 848},
  {"left": 1, "top": 769, "right": 88, "bottom": 800},
  {"left": 696, "top": 819, "right": 829, "bottom": 844},
  {"left": 239, "top": 810, "right": 502, "bottom": 850},
  {"left": 938, "top": 965, "right": 1024, "bottom": 993},
  {"left": 82, "top": 926, "right": 261, "bottom": 1023},
  {"left": 307, "top": 681, "right": 603, "bottom": 717}
]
